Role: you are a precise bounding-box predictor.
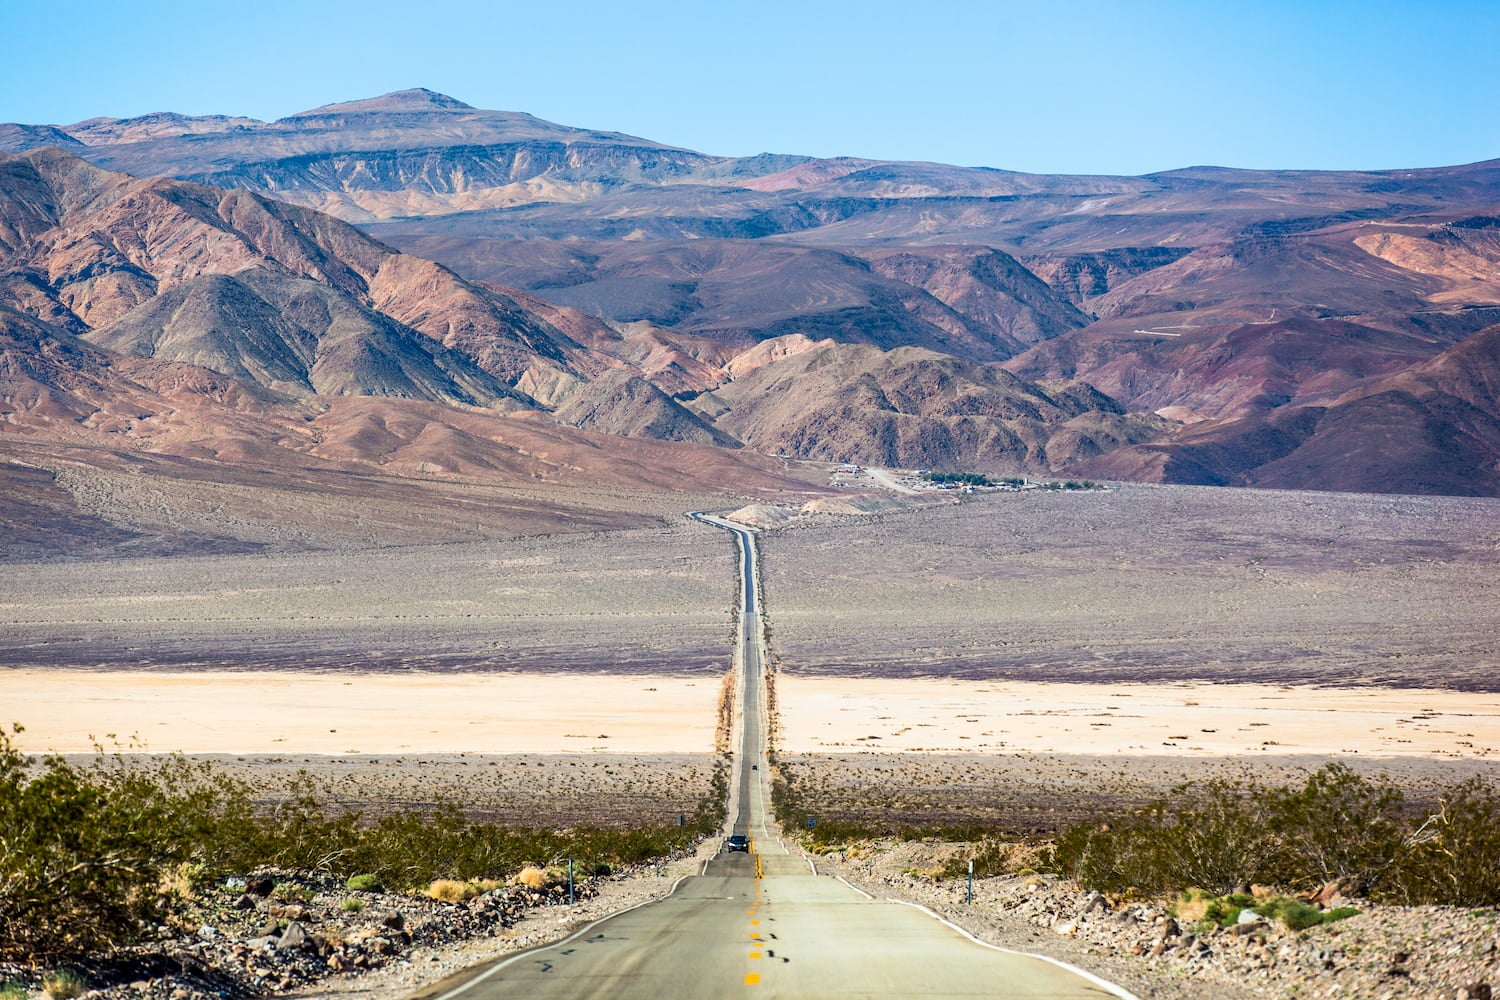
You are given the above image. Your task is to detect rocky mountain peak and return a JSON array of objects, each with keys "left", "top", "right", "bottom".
[{"left": 285, "top": 89, "right": 475, "bottom": 118}]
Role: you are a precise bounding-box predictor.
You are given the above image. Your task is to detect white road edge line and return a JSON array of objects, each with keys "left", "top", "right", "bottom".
[
  {"left": 883, "top": 899, "right": 1141, "bottom": 1000},
  {"left": 431, "top": 873, "right": 699, "bottom": 1000},
  {"left": 805, "top": 856, "right": 817, "bottom": 875},
  {"left": 836, "top": 876, "right": 873, "bottom": 899}
]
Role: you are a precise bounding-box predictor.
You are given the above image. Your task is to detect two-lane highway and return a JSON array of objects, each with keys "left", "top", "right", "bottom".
[
  {"left": 690, "top": 510, "right": 772, "bottom": 843},
  {"left": 422, "top": 512, "right": 1136, "bottom": 999}
]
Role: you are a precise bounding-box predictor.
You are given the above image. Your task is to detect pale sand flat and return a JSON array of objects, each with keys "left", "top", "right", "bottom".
[
  {"left": 777, "top": 677, "right": 1500, "bottom": 760},
  {"left": 2, "top": 669, "right": 718, "bottom": 755}
]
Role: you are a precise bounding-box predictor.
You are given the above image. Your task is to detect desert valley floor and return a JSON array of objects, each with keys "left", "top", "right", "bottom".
[{"left": 4, "top": 483, "right": 1498, "bottom": 829}]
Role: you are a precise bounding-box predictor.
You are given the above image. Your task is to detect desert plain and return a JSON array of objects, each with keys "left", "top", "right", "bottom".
[{"left": 4, "top": 479, "right": 1498, "bottom": 835}]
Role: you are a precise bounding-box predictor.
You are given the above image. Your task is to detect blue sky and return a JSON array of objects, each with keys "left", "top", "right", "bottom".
[{"left": 3, "top": 0, "right": 1496, "bottom": 175}]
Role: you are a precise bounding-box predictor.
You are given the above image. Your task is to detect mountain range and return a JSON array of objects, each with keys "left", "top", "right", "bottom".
[{"left": 4, "top": 88, "right": 1500, "bottom": 504}]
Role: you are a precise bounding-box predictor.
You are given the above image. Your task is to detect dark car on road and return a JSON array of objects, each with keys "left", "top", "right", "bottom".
[{"left": 723, "top": 834, "right": 750, "bottom": 853}]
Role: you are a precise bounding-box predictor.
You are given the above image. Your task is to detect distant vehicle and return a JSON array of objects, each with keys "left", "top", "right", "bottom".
[
  {"left": 724, "top": 834, "right": 750, "bottom": 853},
  {"left": 751, "top": 764, "right": 758, "bottom": 770}
]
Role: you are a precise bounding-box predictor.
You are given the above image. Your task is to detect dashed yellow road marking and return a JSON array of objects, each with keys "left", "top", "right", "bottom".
[
  {"left": 745, "top": 973, "right": 761, "bottom": 985},
  {"left": 749, "top": 951, "right": 762, "bottom": 959},
  {"left": 750, "top": 919, "right": 759, "bottom": 926}
]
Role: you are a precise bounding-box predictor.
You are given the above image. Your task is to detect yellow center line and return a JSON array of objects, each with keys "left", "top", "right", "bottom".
[
  {"left": 745, "top": 973, "right": 761, "bottom": 985},
  {"left": 749, "top": 951, "right": 762, "bottom": 959}
]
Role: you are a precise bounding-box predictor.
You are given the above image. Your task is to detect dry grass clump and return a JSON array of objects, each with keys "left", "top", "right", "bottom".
[
  {"left": 513, "top": 866, "right": 568, "bottom": 891},
  {"left": 423, "top": 879, "right": 480, "bottom": 903},
  {"left": 41, "top": 971, "right": 86, "bottom": 1000}
]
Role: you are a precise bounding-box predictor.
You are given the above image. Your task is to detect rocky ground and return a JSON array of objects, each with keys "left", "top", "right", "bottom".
[
  {"left": 5, "top": 835, "right": 1496, "bottom": 1000},
  {"left": 0, "top": 844, "right": 716, "bottom": 1000},
  {"left": 810, "top": 838, "right": 1500, "bottom": 1000}
]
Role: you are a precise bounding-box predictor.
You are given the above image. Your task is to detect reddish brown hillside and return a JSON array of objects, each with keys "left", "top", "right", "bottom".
[{"left": 1077, "top": 324, "right": 1500, "bottom": 496}]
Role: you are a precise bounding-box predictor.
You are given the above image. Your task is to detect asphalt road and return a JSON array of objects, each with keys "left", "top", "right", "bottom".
[{"left": 425, "top": 513, "right": 1135, "bottom": 999}]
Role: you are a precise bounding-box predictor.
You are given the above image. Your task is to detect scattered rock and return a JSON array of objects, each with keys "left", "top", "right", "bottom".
[{"left": 276, "top": 921, "right": 315, "bottom": 953}]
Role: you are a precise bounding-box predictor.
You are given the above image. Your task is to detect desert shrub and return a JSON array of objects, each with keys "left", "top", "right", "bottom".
[
  {"left": 1264, "top": 763, "right": 1403, "bottom": 892},
  {"left": 345, "top": 874, "right": 383, "bottom": 893},
  {"left": 1384, "top": 777, "right": 1500, "bottom": 906},
  {"left": 942, "top": 838, "right": 1017, "bottom": 880},
  {"left": 1051, "top": 766, "right": 1500, "bottom": 906},
  {"left": 0, "top": 980, "right": 28, "bottom": 1000},
  {"left": 0, "top": 728, "right": 187, "bottom": 959},
  {"left": 513, "top": 865, "right": 569, "bottom": 891},
  {"left": 1254, "top": 896, "right": 1360, "bottom": 931},
  {"left": 341, "top": 897, "right": 365, "bottom": 913},
  {"left": 1048, "top": 819, "right": 1150, "bottom": 894},
  {"left": 1051, "top": 775, "right": 1318, "bottom": 895},
  {"left": 1, "top": 723, "right": 722, "bottom": 959},
  {"left": 1154, "top": 781, "right": 1280, "bottom": 895},
  {"left": 40, "top": 971, "right": 85, "bottom": 1000},
  {"left": 272, "top": 884, "right": 316, "bottom": 903},
  {"left": 1174, "top": 891, "right": 1358, "bottom": 931},
  {"left": 424, "top": 879, "right": 479, "bottom": 902}
]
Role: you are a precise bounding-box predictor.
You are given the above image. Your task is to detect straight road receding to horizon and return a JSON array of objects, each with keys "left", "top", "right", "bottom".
[{"left": 413, "top": 512, "right": 1136, "bottom": 999}]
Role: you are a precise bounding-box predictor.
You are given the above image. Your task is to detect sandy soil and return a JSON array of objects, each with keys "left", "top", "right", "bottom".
[
  {"left": 777, "top": 677, "right": 1500, "bottom": 760},
  {"left": 1, "top": 670, "right": 720, "bottom": 755}
]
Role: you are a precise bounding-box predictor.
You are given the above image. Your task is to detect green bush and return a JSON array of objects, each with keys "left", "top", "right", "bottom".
[
  {"left": 344, "top": 874, "right": 384, "bottom": 893},
  {"left": 0, "top": 724, "right": 727, "bottom": 960},
  {"left": 1384, "top": 777, "right": 1500, "bottom": 906},
  {"left": 1176, "top": 890, "right": 1359, "bottom": 931},
  {"left": 1254, "top": 896, "right": 1360, "bottom": 931},
  {"left": 1049, "top": 782, "right": 1280, "bottom": 896},
  {"left": 0, "top": 726, "right": 210, "bottom": 959},
  {"left": 1050, "top": 765, "right": 1500, "bottom": 906},
  {"left": 1265, "top": 762, "right": 1403, "bottom": 893}
]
